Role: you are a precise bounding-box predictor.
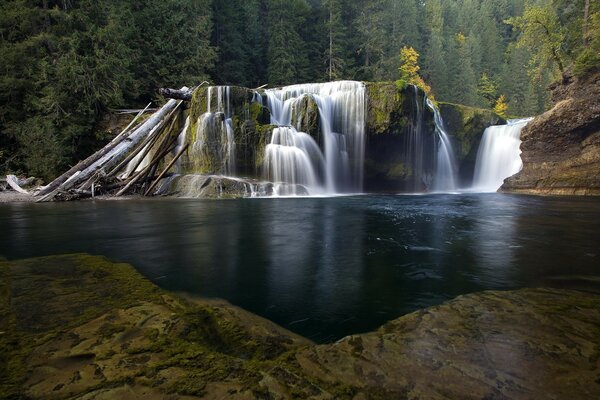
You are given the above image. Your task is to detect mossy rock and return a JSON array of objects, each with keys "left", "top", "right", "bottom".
[
  {"left": 439, "top": 102, "right": 505, "bottom": 161},
  {"left": 291, "top": 94, "right": 321, "bottom": 144},
  {"left": 2, "top": 254, "right": 599, "bottom": 399},
  {"left": 439, "top": 102, "right": 505, "bottom": 186}
]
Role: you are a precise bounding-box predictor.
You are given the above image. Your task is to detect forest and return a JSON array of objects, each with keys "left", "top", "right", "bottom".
[{"left": 0, "top": 0, "right": 598, "bottom": 181}]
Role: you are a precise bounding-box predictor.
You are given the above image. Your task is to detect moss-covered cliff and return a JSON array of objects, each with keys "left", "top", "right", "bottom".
[
  {"left": 439, "top": 102, "right": 505, "bottom": 186},
  {"left": 184, "top": 86, "right": 273, "bottom": 178},
  {"left": 363, "top": 82, "right": 435, "bottom": 192},
  {"left": 502, "top": 72, "right": 600, "bottom": 195},
  {"left": 177, "top": 82, "right": 504, "bottom": 194}
]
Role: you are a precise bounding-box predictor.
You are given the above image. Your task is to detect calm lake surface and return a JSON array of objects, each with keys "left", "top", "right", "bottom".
[{"left": 1, "top": 194, "right": 599, "bottom": 342}]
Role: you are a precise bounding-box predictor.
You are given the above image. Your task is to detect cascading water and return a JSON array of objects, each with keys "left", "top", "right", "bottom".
[
  {"left": 472, "top": 118, "right": 532, "bottom": 192},
  {"left": 401, "top": 85, "right": 458, "bottom": 192},
  {"left": 264, "top": 127, "right": 325, "bottom": 196},
  {"left": 404, "top": 85, "right": 426, "bottom": 191},
  {"left": 264, "top": 81, "right": 366, "bottom": 194},
  {"left": 188, "top": 86, "right": 236, "bottom": 176},
  {"left": 426, "top": 98, "right": 458, "bottom": 192}
]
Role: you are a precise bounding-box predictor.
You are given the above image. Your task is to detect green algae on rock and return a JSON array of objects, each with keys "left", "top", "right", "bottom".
[{"left": 2, "top": 254, "right": 600, "bottom": 399}]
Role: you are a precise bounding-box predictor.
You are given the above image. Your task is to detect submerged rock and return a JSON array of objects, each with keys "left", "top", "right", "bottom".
[
  {"left": 157, "top": 174, "right": 272, "bottom": 199},
  {"left": 2, "top": 254, "right": 599, "bottom": 399},
  {"left": 502, "top": 71, "right": 600, "bottom": 195}
]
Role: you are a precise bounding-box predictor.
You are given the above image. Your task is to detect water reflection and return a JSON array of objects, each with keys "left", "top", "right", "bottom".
[{"left": 1, "top": 194, "right": 599, "bottom": 342}]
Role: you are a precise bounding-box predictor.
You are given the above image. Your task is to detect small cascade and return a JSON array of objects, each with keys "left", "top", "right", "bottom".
[
  {"left": 263, "top": 81, "right": 366, "bottom": 194},
  {"left": 264, "top": 127, "right": 325, "bottom": 196},
  {"left": 426, "top": 98, "right": 458, "bottom": 192},
  {"left": 400, "top": 86, "right": 458, "bottom": 192},
  {"left": 178, "top": 86, "right": 236, "bottom": 176},
  {"left": 472, "top": 118, "right": 532, "bottom": 192},
  {"left": 403, "top": 85, "right": 427, "bottom": 191}
]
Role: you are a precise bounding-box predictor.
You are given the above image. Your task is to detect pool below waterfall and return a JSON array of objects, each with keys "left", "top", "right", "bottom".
[{"left": 1, "top": 194, "right": 599, "bottom": 342}]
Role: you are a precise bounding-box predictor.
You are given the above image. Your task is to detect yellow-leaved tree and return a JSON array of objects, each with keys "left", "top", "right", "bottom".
[
  {"left": 494, "top": 95, "right": 509, "bottom": 118},
  {"left": 397, "top": 46, "right": 434, "bottom": 102}
]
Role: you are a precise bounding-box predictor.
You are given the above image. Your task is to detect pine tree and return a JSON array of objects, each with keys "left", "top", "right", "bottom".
[
  {"left": 477, "top": 73, "right": 499, "bottom": 108},
  {"left": 422, "top": 0, "right": 449, "bottom": 99}
]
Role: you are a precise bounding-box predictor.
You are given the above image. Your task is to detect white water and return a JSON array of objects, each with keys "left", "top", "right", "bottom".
[
  {"left": 264, "top": 127, "right": 325, "bottom": 196},
  {"left": 178, "top": 86, "right": 236, "bottom": 176},
  {"left": 264, "top": 81, "right": 366, "bottom": 194},
  {"left": 472, "top": 118, "right": 532, "bottom": 192},
  {"left": 426, "top": 98, "right": 458, "bottom": 192}
]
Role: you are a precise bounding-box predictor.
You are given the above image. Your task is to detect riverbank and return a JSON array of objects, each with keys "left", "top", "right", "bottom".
[
  {"left": 2, "top": 253, "right": 599, "bottom": 399},
  {"left": 0, "top": 191, "right": 35, "bottom": 203}
]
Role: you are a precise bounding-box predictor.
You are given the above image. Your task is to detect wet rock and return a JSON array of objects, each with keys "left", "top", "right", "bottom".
[
  {"left": 292, "top": 94, "right": 321, "bottom": 144},
  {"left": 297, "top": 288, "right": 600, "bottom": 399},
  {"left": 439, "top": 102, "right": 505, "bottom": 186},
  {"left": 2, "top": 255, "right": 599, "bottom": 399},
  {"left": 502, "top": 71, "right": 600, "bottom": 195},
  {"left": 159, "top": 174, "right": 271, "bottom": 198}
]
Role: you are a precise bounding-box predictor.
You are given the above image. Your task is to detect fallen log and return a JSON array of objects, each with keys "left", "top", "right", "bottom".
[
  {"left": 37, "top": 91, "right": 186, "bottom": 202},
  {"left": 144, "top": 143, "right": 189, "bottom": 196},
  {"left": 158, "top": 88, "right": 193, "bottom": 101},
  {"left": 36, "top": 103, "right": 152, "bottom": 199},
  {"left": 114, "top": 133, "right": 182, "bottom": 197},
  {"left": 6, "top": 175, "right": 31, "bottom": 195}
]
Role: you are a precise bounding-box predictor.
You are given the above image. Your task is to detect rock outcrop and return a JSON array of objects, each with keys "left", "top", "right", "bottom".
[
  {"left": 2, "top": 254, "right": 600, "bottom": 399},
  {"left": 502, "top": 71, "right": 600, "bottom": 195},
  {"left": 439, "top": 102, "right": 505, "bottom": 186}
]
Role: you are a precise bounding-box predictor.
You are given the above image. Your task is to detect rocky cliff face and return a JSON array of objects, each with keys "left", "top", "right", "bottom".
[{"left": 502, "top": 72, "right": 600, "bottom": 195}]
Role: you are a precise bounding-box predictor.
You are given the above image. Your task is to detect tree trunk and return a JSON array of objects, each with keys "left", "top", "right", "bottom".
[
  {"left": 37, "top": 93, "right": 185, "bottom": 202},
  {"left": 36, "top": 103, "right": 151, "bottom": 198},
  {"left": 159, "top": 88, "right": 193, "bottom": 101}
]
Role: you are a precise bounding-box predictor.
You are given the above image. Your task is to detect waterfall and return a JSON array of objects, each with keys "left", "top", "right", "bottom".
[
  {"left": 401, "top": 86, "right": 458, "bottom": 192},
  {"left": 264, "top": 127, "right": 325, "bottom": 196},
  {"left": 404, "top": 86, "right": 426, "bottom": 191},
  {"left": 264, "top": 81, "right": 366, "bottom": 194},
  {"left": 175, "top": 86, "right": 236, "bottom": 176},
  {"left": 426, "top": 98, "right": 458, "bottom": 192},
  {"left": 472, "top": 118, "right": 532, "bottom": 192}
]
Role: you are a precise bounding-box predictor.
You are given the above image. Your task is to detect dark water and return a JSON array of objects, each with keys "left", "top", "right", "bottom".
[{"left": 1, "top": 194, "right": 599, "bottom": 342}]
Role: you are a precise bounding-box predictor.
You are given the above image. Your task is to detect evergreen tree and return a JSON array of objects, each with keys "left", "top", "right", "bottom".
[
  {"left": 266, "top": 0, "right": 311, "bottom": 85},
  {"left": 421, "top": 0, "right": 448, "bottom": 99}
]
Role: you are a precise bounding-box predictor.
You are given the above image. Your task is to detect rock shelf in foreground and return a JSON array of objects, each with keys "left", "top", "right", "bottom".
[{"left": 1, "top": 254, "right": 599, "bottom": 399}]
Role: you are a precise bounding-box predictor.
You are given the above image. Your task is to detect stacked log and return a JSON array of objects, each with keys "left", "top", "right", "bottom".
[{"left": 36, "top": 87, "right": 191, "bottom": 202}]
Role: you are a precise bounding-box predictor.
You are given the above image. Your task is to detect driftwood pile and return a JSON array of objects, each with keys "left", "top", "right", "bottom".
[{"left": 35, "top": 87, "right": 194, "bottom": 202}]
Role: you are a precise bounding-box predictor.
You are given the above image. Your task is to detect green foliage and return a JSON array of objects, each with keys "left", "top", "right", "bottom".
[
  {"left": 0, "top": 0, "right": 214, "bottom": 181},
  {"left": 506, "top": 5, "right": 566, "bottom": 79},
  {"left": 574, "top": 11, "right": 600, "bottom": 75},
  {"left": 266, "top": 0, "right": 311, "bottom": 86},
  {"left": 2, "top": 0, "right": 597, "bottom": 179},
  {"left": 477, "top": 73, "right": 499, "bottom": 107}
]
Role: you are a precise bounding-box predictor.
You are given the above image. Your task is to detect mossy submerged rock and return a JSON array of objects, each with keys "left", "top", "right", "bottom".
[
  {"left": 160, "top": 174, "right": 273, "bottom": 199},
  {"left": 2, "top": 254, "right": 600, "bottom": 399}
]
